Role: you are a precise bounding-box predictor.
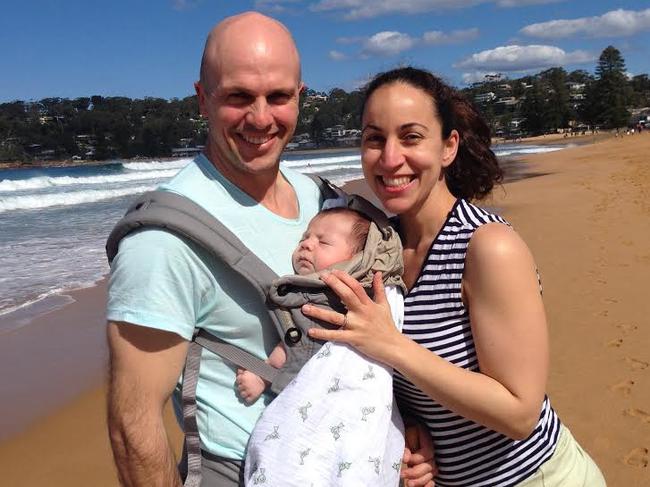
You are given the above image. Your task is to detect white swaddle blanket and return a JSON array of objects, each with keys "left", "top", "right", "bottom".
[{"left": 244, "top": 286, "right": 405, "bottom": 487}]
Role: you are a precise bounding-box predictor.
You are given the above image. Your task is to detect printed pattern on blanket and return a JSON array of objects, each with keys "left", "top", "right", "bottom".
[{"left": 244, "top": 287, "right": 405, "bottom": 487}]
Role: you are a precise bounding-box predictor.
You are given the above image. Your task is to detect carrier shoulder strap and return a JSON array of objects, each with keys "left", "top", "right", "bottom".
[
  {"left": 106, "top": 174, "right": 341, "bottom": 372},
  {"left": 106, "top": 173, "right": 384, "bottom": 487}
]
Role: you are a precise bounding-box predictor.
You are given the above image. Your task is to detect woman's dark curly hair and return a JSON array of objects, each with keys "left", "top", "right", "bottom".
[{"left": 361, "top": 67, "right": 503, "bottom": 200}]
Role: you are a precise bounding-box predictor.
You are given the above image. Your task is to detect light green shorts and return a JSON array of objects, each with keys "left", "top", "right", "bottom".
[{"left": 518, "top": 425, "right": 606, "bottom": 486}]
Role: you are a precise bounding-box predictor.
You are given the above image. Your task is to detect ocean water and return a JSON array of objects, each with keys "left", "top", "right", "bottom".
[{"left": 0, "top": 144, "right": 563, "bottom": 325}]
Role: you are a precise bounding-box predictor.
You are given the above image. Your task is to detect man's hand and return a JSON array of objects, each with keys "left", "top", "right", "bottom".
[{"left": 401, "top": 422, "right": 437, "bottom": 487}]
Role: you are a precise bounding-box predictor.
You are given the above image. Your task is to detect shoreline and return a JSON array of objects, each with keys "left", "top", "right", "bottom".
[
  {"left": 0, "top": 133, "right": 616, "bottom": 425},
  {"left": 1, "top": 133, "right": 648, "bottom": 485},
  {"left": 0, "top": 131, "right": 613, "bottom": 172}
]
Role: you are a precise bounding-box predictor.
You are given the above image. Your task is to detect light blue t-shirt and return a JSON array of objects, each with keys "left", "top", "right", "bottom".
[{"left": 107, "top": 153, "right": 322, "bottom": 459}]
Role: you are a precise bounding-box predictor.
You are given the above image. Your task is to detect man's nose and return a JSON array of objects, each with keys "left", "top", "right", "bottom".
[{"left": 246, "top": 98, "right": 273, "bottom": 129}]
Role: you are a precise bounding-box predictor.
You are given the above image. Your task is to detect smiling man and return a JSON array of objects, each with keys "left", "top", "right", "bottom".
[{"left": 105, "top": 12, "right": 321, "bottom": 487}]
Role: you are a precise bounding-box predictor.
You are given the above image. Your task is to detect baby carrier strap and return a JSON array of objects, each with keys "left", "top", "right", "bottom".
[
  {"left": 105, "top": 174, "right": 385, "bottom": 486},
  {"left": 105, "top": 187, "right": 326, "bottom": 378}
]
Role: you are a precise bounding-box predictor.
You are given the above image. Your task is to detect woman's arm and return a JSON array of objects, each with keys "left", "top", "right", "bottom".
[{"left": 306, "top": 223, "right": 548, "bottom": 440}]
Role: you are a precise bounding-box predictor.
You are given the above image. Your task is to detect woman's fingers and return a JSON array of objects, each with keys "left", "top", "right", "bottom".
[
  {"left": 372, "top": 271, "right": 388, "bottom": 305},
  {"left": 302, "top": 303, "right": 344, "bottom": 327},
  {"left": 401, "top": 463, "right": 434, "bottom": 485},
  {"left": 319, "top": 270, "right": 371, "bottom": 307},
  {"left": 330, "top": 269, "right": 373, "bottom": 303},
  {"left": 402, "top": 447, "right": 412, "bottom": 464},
  {"left": 307, "top": 327, "right": 344, "bottom": 342}
]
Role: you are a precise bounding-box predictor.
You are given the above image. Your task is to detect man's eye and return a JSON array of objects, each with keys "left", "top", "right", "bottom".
[
  {"left": 228, "top": 93, "right": 252, "bottom": 104},
  {"left": 268, "top": 93, "right": 291, "bottom": 104}
]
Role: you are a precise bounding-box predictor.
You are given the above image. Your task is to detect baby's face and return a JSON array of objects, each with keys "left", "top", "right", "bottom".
[{"left": 292, "top": 213, "right": 357, "bottom": 275}]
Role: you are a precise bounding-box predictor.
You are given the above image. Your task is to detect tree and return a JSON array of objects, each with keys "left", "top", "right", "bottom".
[
  {"left": 630, "top": 74, "right": 650, "bottom": 107},
  {"left": 589, "top": 46, "right": 630, "bottom": 128},
  {"left": 539, "top": 67, "right": 571, "bottom": 130},
  {"left": 520, "top": 81, "right": 546, "bottom": 135}
]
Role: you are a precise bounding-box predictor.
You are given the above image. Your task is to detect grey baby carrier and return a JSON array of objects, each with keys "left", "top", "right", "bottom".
[{"left": 105, "top": 176, "right": 404, "bottom": 486}]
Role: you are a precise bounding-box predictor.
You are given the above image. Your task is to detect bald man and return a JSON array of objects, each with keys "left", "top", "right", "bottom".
[{"left": 106, "top": 12, "right": 321, "bottom": 487}]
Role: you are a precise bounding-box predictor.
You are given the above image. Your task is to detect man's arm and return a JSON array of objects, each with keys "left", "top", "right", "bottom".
[{"left": 107, "top": 321, "right": 189, "bottom": 487}]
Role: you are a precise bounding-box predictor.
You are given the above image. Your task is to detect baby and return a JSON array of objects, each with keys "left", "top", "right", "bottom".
[
  {"left": 241, "top": 206, "right": 405, "bottom": 486},
  {"left": 236, "top": 207, "right": 370, "bottom": 403}
]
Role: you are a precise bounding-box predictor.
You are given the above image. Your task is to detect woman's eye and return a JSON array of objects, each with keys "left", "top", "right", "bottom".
[
  {"left": 404, "top": 133, "right": 422, "bottom": 142},
  {"left": 363, "top": 134, "right": 383, "bottom": 144}
]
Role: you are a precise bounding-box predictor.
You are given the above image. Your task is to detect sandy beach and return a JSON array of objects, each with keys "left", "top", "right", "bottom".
[{"left": 1, "top": 132, "right": 648, "bottom": 485}]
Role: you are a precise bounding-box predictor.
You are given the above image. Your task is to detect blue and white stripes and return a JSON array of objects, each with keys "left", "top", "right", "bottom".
[{"left": 394, "top": 199, "right": 560, "bottom": 487}]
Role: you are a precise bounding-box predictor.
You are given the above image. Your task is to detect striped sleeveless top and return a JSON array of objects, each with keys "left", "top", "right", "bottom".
[{"left": 394, "top": 199, "right": 561, "bottom": 487}]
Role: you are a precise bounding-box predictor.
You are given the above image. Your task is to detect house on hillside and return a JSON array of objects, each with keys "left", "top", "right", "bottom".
[{"left": 474, "top": 92, "right": 496, "bottom": 104}]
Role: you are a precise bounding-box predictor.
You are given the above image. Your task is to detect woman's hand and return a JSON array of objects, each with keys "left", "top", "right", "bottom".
[
  {"left": 304, "top": 270, "right": 407, "bottom": 366},
  {"left": 402, "top": 422, "right": 437, "bottom": 486}
]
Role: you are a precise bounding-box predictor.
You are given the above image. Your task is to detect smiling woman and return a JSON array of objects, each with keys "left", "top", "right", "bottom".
[{"left": 306, "top": 66, "right": 606, "bottom": 487}]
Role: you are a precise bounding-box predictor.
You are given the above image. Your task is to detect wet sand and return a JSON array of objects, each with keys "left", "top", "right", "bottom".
[{"left": 1, "top": 133, "right": 649, "bottom": 485}]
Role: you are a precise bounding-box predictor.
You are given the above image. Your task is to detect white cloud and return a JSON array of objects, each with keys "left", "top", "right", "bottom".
[
  {"left": 336, "top": 36, "right": 366, "bottom": 44},
  {"left": 311, "top": 0, "right": 566, "bottom": 20},
  {"left": 329, "top": 50, "right": 348, "bottom": 61},
  {"left": 255, "top": 0, "right": 302, "bottom": 13},
  {"left": 423, "top": 28, "right": 479, "bottom": 45},
  {"left": 521, "top": 8, "right": 650, "bottom": 39},
  {"left": 461, "top": 71, "right": 501, "bottom": 84},
  {"left": 496, "top": 0, "right": 563, "bottom": 7},
  {"left": 455, "top": 45, "right": 594, "bottom": 71},
  {"left": 361, "top": 31, "right": 417, "bottom": 57},
  {"left": 172, "top": 0, "right": 200, "bottom": 10},
  {"left": 336, "top": 28, "right": 478, "bottom": 59}
]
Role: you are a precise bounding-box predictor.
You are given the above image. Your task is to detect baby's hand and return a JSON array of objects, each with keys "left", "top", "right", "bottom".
[{"left": 236, "top": 368, "right": 267, "bottom": 404}]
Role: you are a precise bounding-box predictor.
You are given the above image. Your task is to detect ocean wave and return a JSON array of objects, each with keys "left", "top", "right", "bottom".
[
  {"left": 0, "top": 185, "right": 156, "bottom": 213},
  {"left": 281, "top": 154, "right": 360, "bottom": 168},
  {"left": 0, "top": 169, "right": 178, "bottom": 192},
  {"left": 122, "top": 159, "right": 192, "bottom": 171},
  {"left": 495, "top": 146, "right": 563, "bottom": 157},
  {"left": 0, "top": 290, "right": 75, "bottom": 322},
  {"left": 298, "top": 163, "right": 361, "bottom": 174}
]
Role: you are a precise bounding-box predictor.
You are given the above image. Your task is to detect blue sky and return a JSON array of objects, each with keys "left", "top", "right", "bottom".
[{"left": 1, "top": 1, "right": 649, "bottom": 102}]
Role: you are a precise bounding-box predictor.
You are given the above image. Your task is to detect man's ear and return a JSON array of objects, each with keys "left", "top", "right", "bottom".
[{"left": 195, "top": 81, "right": 208, "bottom": 117}]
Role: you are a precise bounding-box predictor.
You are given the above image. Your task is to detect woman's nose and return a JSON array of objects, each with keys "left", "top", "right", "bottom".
[{"left": 380, "top": 137, "right": 404, "bottom": 169}]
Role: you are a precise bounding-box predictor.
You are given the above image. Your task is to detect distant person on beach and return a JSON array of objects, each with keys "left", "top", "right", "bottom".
[
  {"left": 106, "top": 13, "right": 434, "bottom": 487},
  {"left": 238, "top": 207, "right": 406, "bottom": 485},
  {"left": 304, "top": 67, "right": 606, "bottom": 486}
]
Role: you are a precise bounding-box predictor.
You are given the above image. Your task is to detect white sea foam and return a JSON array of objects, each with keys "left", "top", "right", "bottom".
[
  {"left": 0, "top": 169, "right": 178, "bottom": 192},
  {"left": 297, "top": 163, "right": 361, "bottom": 174},
  {"left": 0, "top": 185, "right": 156, "bottom": 212},
  {"left": 123, "top": 159, "right": 192, "bottom": 171},
  {"left": 281, "top": 155, "right": 360, "bottom": 168},
  {"left": 494, "top": 146, "right": 563, "bottom": 157},
  {"left": 0, "top": 289, "right": 75, "bottom": 321}
]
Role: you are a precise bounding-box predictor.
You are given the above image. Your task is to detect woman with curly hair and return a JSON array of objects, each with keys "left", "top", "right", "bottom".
[{"left": 305, "top": 67, "right": 605, "bottom": 487}]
